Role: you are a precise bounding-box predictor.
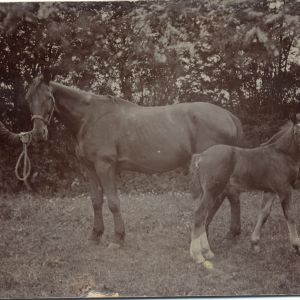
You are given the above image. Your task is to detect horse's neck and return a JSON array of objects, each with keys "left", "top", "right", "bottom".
[
  {"left": 274, "top": 128, "right": 300, "bottom": 163},
  {"left": 50, "top": 82, "right": 89, "bottom": 137}
]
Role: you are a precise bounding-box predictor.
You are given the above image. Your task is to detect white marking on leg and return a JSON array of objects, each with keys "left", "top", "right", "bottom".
[
  {"left": 200, "top": 232, "right": 214, "bottom": 259},
  {"left": 251, "top": 219, "right": 262, "bottom": 244},
  {"left": 287, "top": 222, "right": 300, "bottom": 247},
  {"left": 199, "top": 232, "right": 209, "bottom": 249},
  {"left": 190, "top": 236, "right": 205, "bottom": 264},
  {"left": 251, "top": 193, "right": 275, "bottom": 247}
]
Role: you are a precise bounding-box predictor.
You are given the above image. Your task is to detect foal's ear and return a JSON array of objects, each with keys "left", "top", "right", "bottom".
[{"left": 290, "top": 112, "right": 297, "bottom": 124}]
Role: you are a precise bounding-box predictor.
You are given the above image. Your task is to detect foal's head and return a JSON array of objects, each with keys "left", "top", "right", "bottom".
[
  {"left": 26, "top": 74, "right": 55, "bottom": 142},
  {"left": 291, "top": 113, "right": 300, "bottom": 149}
]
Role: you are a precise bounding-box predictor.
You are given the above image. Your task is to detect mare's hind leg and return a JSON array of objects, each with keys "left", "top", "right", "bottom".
[
  {"left": 250, "top": 192, "right": 276, "bottom": 252},
  {"left": 226, "top": 189, "right": 241, "bottom": 239},
  {"left": 85, "top": 166, "right": 105, "bottom": 243},
  {"left": 190, "top": 190, "right": 216, "bottom": 263},
  {"left": 279, "top": 188, "right": 300, "bottom": 253},
  {"left": 95, "top": 160, "right": 125, "bottom": 247}
]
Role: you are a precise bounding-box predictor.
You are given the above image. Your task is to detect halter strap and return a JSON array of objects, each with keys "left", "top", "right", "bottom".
[
  {"left": 31, "top": 95, "right": 56, "bottom": 125},
  {"left": 31, "top": 115, "right": 48, "bottom": 123}
]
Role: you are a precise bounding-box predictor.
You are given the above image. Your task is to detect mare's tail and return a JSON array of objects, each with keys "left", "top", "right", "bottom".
[{"left": 231, "top": 114, "right": 245, "bottom": 147}]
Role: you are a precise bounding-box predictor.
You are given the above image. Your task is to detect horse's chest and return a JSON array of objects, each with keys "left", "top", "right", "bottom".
[{"left": 288, "top": 166, "right": 299, "bottom": 187}]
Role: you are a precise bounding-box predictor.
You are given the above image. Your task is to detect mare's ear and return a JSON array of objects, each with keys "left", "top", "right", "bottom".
[
  {"left": 290, "top": 112, "right": 297, "bottom": 124},
  {"left": 41, "top": 66, "right": 56, "bottom": 84}
]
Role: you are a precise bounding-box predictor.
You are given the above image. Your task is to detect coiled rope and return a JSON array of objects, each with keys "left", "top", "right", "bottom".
[{"left": 15, "top": 132, "right": 32, "bottom": 190}]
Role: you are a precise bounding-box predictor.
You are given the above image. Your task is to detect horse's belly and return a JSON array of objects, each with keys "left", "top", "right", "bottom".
[
  {"left": 229, "top": 166, "right": 273, "bottom": 192},
  {"left": 229, "top": 176, "right": 260, "bottom": 192},
  {"left": 117, "top": 150, "right": 190, "bottom": 174},
  {"left": 117, "top": 124, "right": 193, "bottom": 173}
]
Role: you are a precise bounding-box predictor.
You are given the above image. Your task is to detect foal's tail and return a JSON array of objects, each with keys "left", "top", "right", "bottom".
[
  {"left": 231, "top": 114, "right": 245, "bottom": 148},
  {"left": 189, "top": 154, "right": 203, "bottom": 199}
]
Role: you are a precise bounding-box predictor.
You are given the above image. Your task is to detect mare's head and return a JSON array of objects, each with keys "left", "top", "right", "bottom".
[
  {"left": 26, "top": 73, "right": 55, "bottom": 142},
  {"left": 291, "top": 113, "right": 300, "bottom": 149}
]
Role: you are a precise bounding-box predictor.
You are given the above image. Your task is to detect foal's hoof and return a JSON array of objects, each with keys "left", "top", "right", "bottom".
[
  {"left": 250, "top": 240, "right": 260, "bottom": 253},
  {"left": 108, "top": 242, "right": 121, "bottom": 250},
  {"left": 204, "top": 250, "right": 215, "bottom": 260},
  {"left": 191, "top": 253, "right": 206, "bottom": 264},
  {"left": 292, "top": 245, "right": 300, "bottom": 255},
  {"left": 253, "top": 244, "right": 260, "bottom": 253},
  {"left": 202, "top": 260, "right": 214, "bottom": 270}
]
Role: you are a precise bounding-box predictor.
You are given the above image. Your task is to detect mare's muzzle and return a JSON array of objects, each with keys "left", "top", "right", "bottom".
[{"left": 31, "top": 116, "right": 49, "bottom": 142}]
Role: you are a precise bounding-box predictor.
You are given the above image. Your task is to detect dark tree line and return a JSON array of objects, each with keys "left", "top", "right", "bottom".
[
  {"left": 0, "top": 0, "right": 299, "bottom": 190},
  {"left": 1, "top": 1, "right": 299, "bottom": 126}
]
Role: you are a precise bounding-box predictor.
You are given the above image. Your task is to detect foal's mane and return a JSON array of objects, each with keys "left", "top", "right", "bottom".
[{"left": 261, "top": 121, "right": 293, "bottom": 147}]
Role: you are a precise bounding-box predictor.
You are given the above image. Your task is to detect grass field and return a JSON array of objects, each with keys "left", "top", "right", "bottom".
[{"left": 1, "top": 188, "right": 300, "bottom": 297}]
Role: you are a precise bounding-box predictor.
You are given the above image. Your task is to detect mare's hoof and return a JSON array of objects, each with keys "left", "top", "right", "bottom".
[
  {"left": 88, "top": 230, "right": 102, "bottom": 245},
  {"left": 225, "top": 231, "right": 240, "bottom": 240},
  {"left": 88, "top": 238, "right": 100, "bottom": 246},
  {"left": 108, "top": 242, "right": 121, "bottom": 250}
]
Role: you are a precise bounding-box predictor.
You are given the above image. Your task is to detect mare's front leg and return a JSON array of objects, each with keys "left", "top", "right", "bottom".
[
  {"left": 250, "top": 192, "right": 276, "bottom": 252},
  {"left": 95, "top": 160, "right": 125, "bottom": 248},
  {"left": 279, "top": 188, "right": 300, "bottom": 253},
  {"left": 83, "top": 165, "right": 105, "bottom": 243},
  {"left": 190, "top": 190, "right": 216, "bottom": 264}
]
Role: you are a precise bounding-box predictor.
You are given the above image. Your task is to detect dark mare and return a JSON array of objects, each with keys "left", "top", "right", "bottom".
[
  {"left": 190, "top": 114, "right": 300, "bottom": 264},
  {"left": 25, "top": 73, "right": 243, "bottom": 249}
]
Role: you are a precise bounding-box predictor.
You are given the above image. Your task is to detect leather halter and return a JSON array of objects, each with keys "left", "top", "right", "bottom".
[{"left": 31, "top": 94, "right": 56, "bottom": 125}]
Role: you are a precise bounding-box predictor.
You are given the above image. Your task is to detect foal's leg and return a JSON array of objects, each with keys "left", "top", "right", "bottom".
[
  {"left": 250, "top": 192, "right": 276, "bottom": 252},
  {"left": 205, "top": 188, "right": 241, "bottom": 239},
  {"left": 85, "top": 166, "right": 105, "bottom": 243},
  {"left": 226, "top": 189, "right": 241, "bottom": 239},
  {"left": 190, "top": 190, "right": 216, "bottom": 263},
  {"left": 205, "top": 191, "right": 226, "bottom": 233},
  {"left": 95, "top": 160, "right": 125, "bottom": 247},
  {"left": 279, "top": 188, "right": 300, "bottom": 253}
]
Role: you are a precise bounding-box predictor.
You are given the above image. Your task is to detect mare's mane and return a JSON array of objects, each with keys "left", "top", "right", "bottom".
[
  {"left": 25, "top": 76, "right": 43, "bottom": 100},
  {"left": 26, "top": 76, "right": 135, "bottom": 107},
  {"left": 52, "top": 82, "right": 134, "bottom": 106}
]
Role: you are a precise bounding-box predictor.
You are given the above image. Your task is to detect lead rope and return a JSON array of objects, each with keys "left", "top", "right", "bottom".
[{"left": 15, "top": 132, "right": 32, "bottom": 191}]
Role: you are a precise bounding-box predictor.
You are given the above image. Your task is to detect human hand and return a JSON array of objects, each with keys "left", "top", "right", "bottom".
[{"left": 19, "top": 132, "right": 32, "bottom": 144}]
